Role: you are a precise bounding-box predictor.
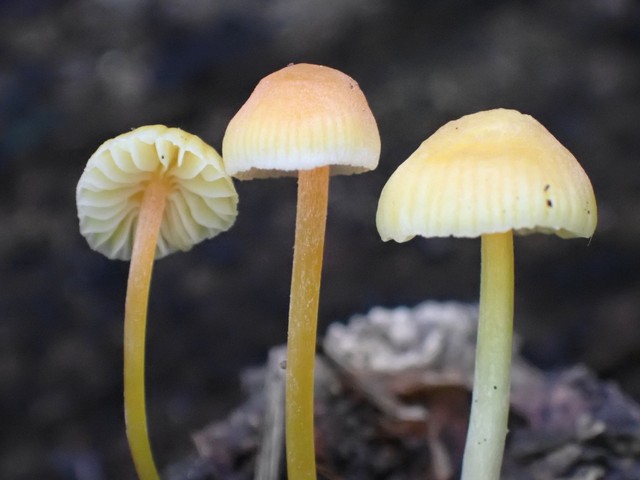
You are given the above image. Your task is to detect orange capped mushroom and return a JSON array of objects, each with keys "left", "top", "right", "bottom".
[{"left": 223, "top": 63, "right": 380, "bottom": 479}]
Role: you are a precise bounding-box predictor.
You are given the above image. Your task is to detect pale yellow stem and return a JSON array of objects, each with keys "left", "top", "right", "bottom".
[
  {"left": 285, "top": 166, "right": 330, "bottom": 480},
  {"left": 461, "top": 231, "right": 514, "bottom": 480},
  {"left": 124, "top": 177, "right": 167, "bottom": 480}
]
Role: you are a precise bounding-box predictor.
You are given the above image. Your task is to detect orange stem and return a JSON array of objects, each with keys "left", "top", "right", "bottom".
[
  {"left": 124, "top": 177, "right": 167, "bottom": 480},
  {"left": 285, "top": 166, "right": 330, "bottom": 480}
]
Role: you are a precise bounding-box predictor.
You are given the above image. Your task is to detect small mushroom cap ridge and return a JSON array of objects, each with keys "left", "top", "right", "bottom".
[
  {"left": 76, "top": 125, "right": 238, "bottom": 260},
  {"left": 376, "top": 109, "right": 597, "bottom": 242}
]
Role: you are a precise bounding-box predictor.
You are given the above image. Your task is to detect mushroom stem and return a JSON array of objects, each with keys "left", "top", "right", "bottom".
[
  {"left": 285, "top": 165, "right": 330, "bottom": 479},
  {"left": 124, "top": 176, "right": 168, "bottom": 480},
  {"left": 461, "top": 231, "right": 514, "bottom": 480}
]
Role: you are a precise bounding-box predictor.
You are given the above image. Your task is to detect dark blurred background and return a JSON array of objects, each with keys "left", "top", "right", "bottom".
[{"left": 1, "top": 0, "right": 639, "bottom": 478}]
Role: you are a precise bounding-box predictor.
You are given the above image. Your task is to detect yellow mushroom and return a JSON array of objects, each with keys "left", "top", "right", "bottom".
[
  {"left": 223, "top": 63, "right": 380, "bottom": 479},
  {"left": 76, "top": 125, "right": 238, "bottom": 480},
  {"left": 376, "top": 109, "right": 596, "bottom": 480}
]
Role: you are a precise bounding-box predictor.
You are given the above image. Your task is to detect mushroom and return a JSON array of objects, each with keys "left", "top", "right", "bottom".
[
  {"left": 376, "top": 109, "right": 596, "bottom": 480},
  {"left": 76, "top": 125, "right": 238, "bottom": 479},
  {"left": 222, "top": 63, "right": 380, "bottom": 478}
]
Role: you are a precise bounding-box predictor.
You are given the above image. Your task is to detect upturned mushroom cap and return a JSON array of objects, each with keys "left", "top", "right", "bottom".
[
  {"left": 377, "top": 109, "right": 597, "bottom": 242},
  {"left": 222, "top": 63, "right": 380, "bottom": 179},
  {"left": 77, "top": 125, "right": 238, "bottom": 260}
]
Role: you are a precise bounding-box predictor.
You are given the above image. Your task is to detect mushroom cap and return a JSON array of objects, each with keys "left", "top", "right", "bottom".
[
  {"left": 222, "top": 63, "right": 380, "bottom": 179},
  {"left": 376, "top": 109, "right": 597, "bottom": 242},
  {"left": 76, "top": 125, "right": 238, "bottom": 260}
]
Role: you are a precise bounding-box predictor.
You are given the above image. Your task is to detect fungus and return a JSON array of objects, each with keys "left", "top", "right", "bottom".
[
  {"left": 76, "top": 125, "right": 238, "bottom": 479},
  {"left": 376, "top": 109, "right": 596, "bottom": 480},
  {"left": 223, "top": 63, "right": 380, "bottom": 479}
]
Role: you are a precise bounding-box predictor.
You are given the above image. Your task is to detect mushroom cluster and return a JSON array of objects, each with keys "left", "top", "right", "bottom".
[{"left": 76, "top": 74, "right": 598, "bottom": 480}]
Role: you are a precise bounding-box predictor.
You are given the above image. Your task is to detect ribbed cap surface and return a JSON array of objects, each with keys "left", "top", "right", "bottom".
[
  {"left": 77, "top": 125, "right": 238, "bottom": 260},
  {"left": 377, "top": 109, "right": 597, "bottom": 242},
  {"left": 222, "top": 63, "right": 380, "bottom": 179}
]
